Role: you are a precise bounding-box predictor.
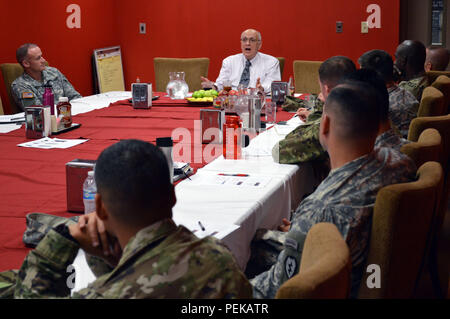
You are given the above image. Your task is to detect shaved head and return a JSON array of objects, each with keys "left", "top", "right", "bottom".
[
  {"left": 324, "top": 82, "right": 380, "bottom": 141},
  {"left": 425, "top": 47, "right": 449, "bottom": 71},
  {"left": 395, "top": 40, "right": 426, "bottom": 79}
]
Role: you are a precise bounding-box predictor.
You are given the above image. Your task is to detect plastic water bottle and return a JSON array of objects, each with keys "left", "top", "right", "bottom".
[{"left": 83, "top": 171, "right": 97, "bottom": 214}]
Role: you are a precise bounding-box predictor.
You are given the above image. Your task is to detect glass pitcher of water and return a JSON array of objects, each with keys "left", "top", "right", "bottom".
[{"left": 166, "top": 72, "right": 189, "bottom": 99}]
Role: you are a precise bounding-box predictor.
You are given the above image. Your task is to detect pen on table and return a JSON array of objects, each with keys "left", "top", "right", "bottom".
[
  {"left": 198, "top": 221, "right": 206, "bottom": 231},
  {"left": 10, "top": 115, "right": 25, "bottom": 121},
  {"left": 218, "top": 173, "right": 249, "bottom": 177}
]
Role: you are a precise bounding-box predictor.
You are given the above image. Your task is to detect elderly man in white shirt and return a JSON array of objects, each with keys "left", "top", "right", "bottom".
[{"left": 201, "top": 29, "right": 281, "bottom": 93}]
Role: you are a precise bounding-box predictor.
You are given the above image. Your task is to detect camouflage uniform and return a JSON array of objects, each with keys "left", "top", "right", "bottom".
[
  {"left": 398, "top": 75, "right": 428, "bottom": 102},
  {"left": 375, "top": 128, "right": 410, "bottom": 151},
  {"left": 280, "top": 94, "right": 322, "bottom": 114},
  {"left": 273, "top": 118, "right": 327, "bottom": 164},
  {"left": 274, "top": 96, "right": 326, "bottom": 164},
  {"left": 11, "top": 66, "right": 82, "bottom": 111},
  {"left": 2, "top": 218, "right": 252, "bottom": 298},
  {"left": 22, "top": 212, "right": 79, "bottom": 247},
  {"left": 251, "top": 147, "right": 417, "bottom": 299},
  {"left": 388, "top": 85, "right": 419, "bottom": 138}
]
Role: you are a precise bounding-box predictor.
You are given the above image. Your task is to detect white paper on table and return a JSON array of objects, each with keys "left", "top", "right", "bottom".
[
  {"left": 0, "top": 113, "right": 25, "bottom": 123},
  {"left": 287, "top": 115, "right": 303, "bottom": 126},
  {"left": 190, "top": 174, "right": 272, "bottom": 188},
  {"left": 71, "top": 249, "right": 97, "bottom": 295},
  {"left": 173, "top": 217, "right": 240, "bottom": 240},
  {"left": 17, "top": 137, "right": 89, "bottom": 149},
  {"left": 271, "top": 123, "right": 299, "bottom": 135},
  {"left": 0, "top": 123, "right": 23, "bottom": 134}
]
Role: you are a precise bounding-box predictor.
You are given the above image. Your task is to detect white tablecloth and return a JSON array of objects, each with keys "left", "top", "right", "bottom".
[
  {"left": 31, "top": 93, "right": 316, "bottom": 291},
  {"left": 172, "top": 116, "right": 316, "bottom": 269},
  {"left": 0, "top": 91, "right": 131, "bottom": 134}
]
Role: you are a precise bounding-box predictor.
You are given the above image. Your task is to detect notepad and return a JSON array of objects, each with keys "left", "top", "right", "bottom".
[{"left": 0, "top": 113, "right": 25, "bottom": 124}]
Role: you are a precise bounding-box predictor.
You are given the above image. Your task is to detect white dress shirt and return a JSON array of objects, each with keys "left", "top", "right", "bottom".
[{"left": 214, "top": 52, "right": 281, "bottom": 92}]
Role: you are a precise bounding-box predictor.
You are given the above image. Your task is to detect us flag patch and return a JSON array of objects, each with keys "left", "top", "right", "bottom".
[{"left": 22, "top": 92, "right": 34, "bottom": 98}]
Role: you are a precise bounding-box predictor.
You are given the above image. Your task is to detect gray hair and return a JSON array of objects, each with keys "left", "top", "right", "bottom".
[{"left": 16, "top": 43, "right": 38, "bottom": 66}]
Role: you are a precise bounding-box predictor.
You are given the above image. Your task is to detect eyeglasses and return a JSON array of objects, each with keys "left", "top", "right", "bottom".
[{"left": 241, "top": 37, "right": 259, "bottom": 43}]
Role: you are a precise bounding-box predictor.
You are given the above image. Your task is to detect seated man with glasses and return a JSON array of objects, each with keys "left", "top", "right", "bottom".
[{"left": 201, "top": 29, "right": 280, "bottom": 93}]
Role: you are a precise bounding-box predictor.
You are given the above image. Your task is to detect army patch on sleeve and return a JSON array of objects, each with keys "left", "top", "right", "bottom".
[
  {"left": 22, "top": 92, "right": 34, "bottom": 99},
  {"left": 284, "top": 256, "right": 297, "bottom": 279}
]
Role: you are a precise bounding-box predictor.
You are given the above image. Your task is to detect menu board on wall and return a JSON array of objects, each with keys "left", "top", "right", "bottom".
[{"left": 93, "top": 46, "right": 125, "bottom": 93}]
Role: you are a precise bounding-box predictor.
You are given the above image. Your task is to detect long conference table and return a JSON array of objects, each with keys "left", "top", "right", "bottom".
[{"left": 0, "top": 91, "right": 318, "bottom": 290}]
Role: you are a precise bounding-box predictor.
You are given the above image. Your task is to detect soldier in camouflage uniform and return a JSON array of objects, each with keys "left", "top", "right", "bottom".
[
  {"left": 0, "top": 140, "right": 251, "bottom": 299},
  {"left": 387, "top": 85, "right": 419, "bottom": 138},
  {"left": 394, "top": 40, "right": 429, "bottom": 101},
  {"left": 273, "top": 56, "right": 356, "bottom": 165},
  {"left": 398, "top": 76, "right": 428, "bottom": 103},
  {"left": 11, "top": 44, "right": 81, "bottom": 111},
  {"left": 359, "top": 49, "right": 420, "bottom": 139},
  {"left": 247, "top": 69, "right": 409, "bottom": 281},
  {"left": 251, "top": 82, "right": 417, "bottom": 299},
  {"left": 375, "top": 127, "right": 410, "bottom": 151}
]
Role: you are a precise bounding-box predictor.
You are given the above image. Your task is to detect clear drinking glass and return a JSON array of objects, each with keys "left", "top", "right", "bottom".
[
  {"left": 235, "top": 95, "right": 250, "bottom": 128},
  {"left": 223, "top": 80, "right": 232, "bottom": 93},
  {"left": 265, "top": 101, "right": 277, "bottom": 126}
]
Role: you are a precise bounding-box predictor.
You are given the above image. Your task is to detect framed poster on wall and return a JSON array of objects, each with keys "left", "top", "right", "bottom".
[{"left": 93, "top": 46, "right": 125, "bottom": 93}]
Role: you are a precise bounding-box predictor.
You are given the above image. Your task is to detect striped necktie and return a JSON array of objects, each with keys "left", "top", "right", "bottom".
[{"left": 239, "top": 59, "right": 251, "bottom": 87}]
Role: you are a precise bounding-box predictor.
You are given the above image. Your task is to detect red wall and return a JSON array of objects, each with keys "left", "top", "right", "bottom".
[
  {"left": 115, "top": 0, "right": 400, "bottom": 89},
  {"left": 0, "top": 0, "right": 399, "bottom": 114},
  {"left": 0, "top": 0, "right": 118, "bottom": 114}
]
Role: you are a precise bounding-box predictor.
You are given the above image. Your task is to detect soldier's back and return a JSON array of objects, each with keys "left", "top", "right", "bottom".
[{"left": 74, "top": 222, "right": 252, "bottom": 299}]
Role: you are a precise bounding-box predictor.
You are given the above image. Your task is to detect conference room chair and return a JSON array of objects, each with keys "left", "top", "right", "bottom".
[
  {"left": 293, "top": 60, "right": 322, "bottom": 94},
  {"left": 0, "top": 63, "right": 25, "bottom": 114},
  {"left": 276, "top": 57, "right": 285, "bottom": 78},
  {"left": 408, "top": 115, "right": 450, "bottom": 171},
  {"left": 431, "top": 75, "right": 450, "bottom": 113},
  {"left": 417, "top": 86, "right": 446, "bottom": 117},
  {"left": 275, "top": 223, "right": 351, "bottom": 299},
  {"left": 408, "top": 114, "right": 450, "bottom": 298},
  {"left": 0, "top": 61, "right": 50, "bottom": 115},
  {"left": 408, "top": 114, "right": 450, "bottom": 296},
  {"left": 358, "top": 161, "right": 444, "bottom": 299},
  {"left": 426, "top": 71, "right": 450, "bottom": 86},
  {"left": 401, "top": 128, "right": 443, "bottom": 169},
  {"left": 153, "top": 57, "right": 209, "bottom": 92}
]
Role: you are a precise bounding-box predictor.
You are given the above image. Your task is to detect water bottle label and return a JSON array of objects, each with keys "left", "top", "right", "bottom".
[{"left": 83, "top": 190, "right": 96, "bottom": 200}]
